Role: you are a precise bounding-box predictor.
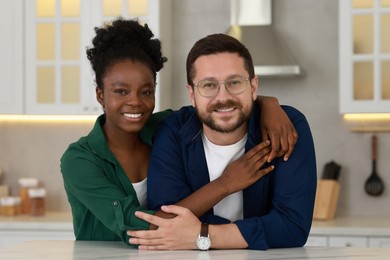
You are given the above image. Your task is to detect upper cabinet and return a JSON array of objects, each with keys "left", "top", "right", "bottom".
[
  {"left": 0, "top": 0, "right": 23, "bottom": 114},
  {"left": 339, "top": 0, "right": 390, "bottom": 113},
  {"left": 0, "top": 0, "right": 170, "bottom": 115}
]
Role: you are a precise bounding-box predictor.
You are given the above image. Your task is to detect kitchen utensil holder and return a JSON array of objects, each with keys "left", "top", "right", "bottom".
[{"left": 313, "top": 180, "right": 340, "bottom": 220}]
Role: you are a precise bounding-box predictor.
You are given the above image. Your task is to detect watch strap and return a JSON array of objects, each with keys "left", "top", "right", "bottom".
[{"left": 200, "top": 223, "right": 209, "bottom": 237}]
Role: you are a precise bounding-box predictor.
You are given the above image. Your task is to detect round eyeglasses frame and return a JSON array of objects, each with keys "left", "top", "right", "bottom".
[{"left": 193, "top": 75, "right": 251, "bottom": 98}]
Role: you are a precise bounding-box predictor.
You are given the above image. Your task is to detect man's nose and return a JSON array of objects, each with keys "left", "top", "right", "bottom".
[{"left": 215, "top": 82, "right": 233, "bottom": 100}]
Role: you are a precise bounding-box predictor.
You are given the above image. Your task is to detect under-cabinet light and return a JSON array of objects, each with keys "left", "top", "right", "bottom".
[
  {"left": 343, "top": 113, "right": 390, "bottom": 121},
  {"left": 0, "top": 115, "right": 97, "bottom": 123}
]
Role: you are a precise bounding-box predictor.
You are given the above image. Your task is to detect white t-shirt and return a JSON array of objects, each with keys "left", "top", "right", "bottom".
[
  {"left": 132, "top": 178, "right": 147, "bottom": 208},
  {"left": 202, "top": 132, "right": 247, "bottom": 222}
]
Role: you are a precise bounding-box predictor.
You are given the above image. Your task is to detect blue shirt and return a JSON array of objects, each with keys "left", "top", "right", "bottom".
[{"left": 147, "top": 105, "right": 317, "bottom": 250}]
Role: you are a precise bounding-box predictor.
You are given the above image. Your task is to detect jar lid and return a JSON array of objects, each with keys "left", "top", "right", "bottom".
[
  {"left": 0, "top": 196, "right": 21, "bottom": 206},
  {"left": 28, "top": 188, "right": 46, "bottom": 198},
  {"left": 18, "top": 178, "right": 39, "bottom": 187}
]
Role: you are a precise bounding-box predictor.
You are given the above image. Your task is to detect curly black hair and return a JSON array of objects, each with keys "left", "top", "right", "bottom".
[{"left": 86, "top": 18, "right": 168, "bottom": 88}]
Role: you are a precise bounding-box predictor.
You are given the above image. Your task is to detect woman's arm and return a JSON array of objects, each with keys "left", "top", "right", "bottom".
[{"left": 256, "top": 96, "right": 298, "bottom": 162}]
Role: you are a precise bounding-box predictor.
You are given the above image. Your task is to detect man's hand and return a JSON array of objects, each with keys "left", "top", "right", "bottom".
[{"left": 128, "top": 205, "right": 200, "bottom": 250}]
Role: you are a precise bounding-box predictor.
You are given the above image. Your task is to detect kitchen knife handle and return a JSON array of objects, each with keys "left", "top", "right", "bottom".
[{"left": 371, "top": 134, "right": 377, "bottom": 161}]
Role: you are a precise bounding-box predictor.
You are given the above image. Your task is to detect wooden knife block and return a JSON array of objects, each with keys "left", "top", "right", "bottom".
[{"left": 313, "top": 180, "right": 340, "bottom": 220}]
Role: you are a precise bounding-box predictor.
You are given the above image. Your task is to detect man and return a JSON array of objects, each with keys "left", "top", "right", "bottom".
[{"left": 128, "top": 33, "right": 317, "bottom": 250}]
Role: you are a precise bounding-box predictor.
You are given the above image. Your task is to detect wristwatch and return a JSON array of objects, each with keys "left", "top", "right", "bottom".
[{"left": 196, "top": 223, "right": 211, "bottom": 250}]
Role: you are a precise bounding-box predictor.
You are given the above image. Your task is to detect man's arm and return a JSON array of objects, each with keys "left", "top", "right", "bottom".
[{"left": 136, "top": 107, "right": 316, "bottom": 250}]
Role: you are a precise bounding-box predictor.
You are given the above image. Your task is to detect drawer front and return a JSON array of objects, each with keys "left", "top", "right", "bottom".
[
  {"left": 305, "top": 235, "right": 328, "bottom": 247},
  {"left": 329, "top": 236, "right": 368, "bottom": 247},
  {"left": 369, "top": 237, "right": 390, "bottom": 248}
]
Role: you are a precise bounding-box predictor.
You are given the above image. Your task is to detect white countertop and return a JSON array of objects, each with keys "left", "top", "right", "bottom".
[
  {"left": 1, "top": 213, "right": 390, "bottom": 236},
  {"left": 0, "top": 211, "right": 72, "bottom": 231},
  {"left": 311, "top": 217, "right": 390, "bottom": 236},
  {"left": 1, "top": 240, "right": 390, "bottom": 259}
]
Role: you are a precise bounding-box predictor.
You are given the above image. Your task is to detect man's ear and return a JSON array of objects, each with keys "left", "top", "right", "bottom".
[
  {"left": 251, "top": 76, "right": 259, "bottom": 101},
  {"left": 96, "top": 87, "right": 104, "bottom": 106},
  {"left": 186, "top": 84, "right": 196, "bottom": 107}
]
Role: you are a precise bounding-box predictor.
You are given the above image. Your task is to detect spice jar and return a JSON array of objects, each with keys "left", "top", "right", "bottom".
[
  {"left": 0, "top": 196, "right": 21, "bottom": 216},
  {"left": 18, "top": 178, "right": 39, "bottom": 214},
  {"left": 28, "top": 188, "right": 46, "bottom": 216}
]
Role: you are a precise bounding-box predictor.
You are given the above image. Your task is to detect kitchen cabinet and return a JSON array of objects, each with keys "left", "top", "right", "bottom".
[
  {"left": 0, "top": 212, "right": 73, "bottom": 249},
  {"left": 305, "top": 217, "right": 390, "bottom": 248},
  {"left": 369, "top": 237, "right": 390, "bottom": 248},
  {"left": 0, "top": 230, "right": 74, "bottom": 249},
  {"left": 339, "top": 0, "right": 390, "bottom": 113},
  {"left": 1, "top": 0, "right": 171, "bottom": 115},
  {"left": 0, "top": 0, "right": 23, "bottom": 114},
  {"left": 328, "top": 235, "right": 368, "bottom": 247}
]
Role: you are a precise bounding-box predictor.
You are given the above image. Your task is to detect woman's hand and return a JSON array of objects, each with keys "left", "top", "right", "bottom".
[
  {"left": 257, "top": 96, "right": 298, "bottom": 162},
  {"left": 216, "top": 140, "right": 274, "bottom": 195},
  {"left": 128, "top": 205, "right": 200, "bottom": 250}
]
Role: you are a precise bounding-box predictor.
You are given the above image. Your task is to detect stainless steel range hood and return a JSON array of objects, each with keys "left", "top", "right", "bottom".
[{"left": 227, "top": 0, "right": 302, "bottom": 77}]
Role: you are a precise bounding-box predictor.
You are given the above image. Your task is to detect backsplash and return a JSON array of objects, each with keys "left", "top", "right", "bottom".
[{"left": 0, "top": 121, "right": 93, "bottom": 212}]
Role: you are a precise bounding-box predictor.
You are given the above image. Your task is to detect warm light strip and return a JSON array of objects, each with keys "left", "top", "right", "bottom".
[
  {"left": 0, "top": 115, "right": 98, "bottom": 123},
  {"left": 343, "top": 113, "right": 390, "bottom": 121}
]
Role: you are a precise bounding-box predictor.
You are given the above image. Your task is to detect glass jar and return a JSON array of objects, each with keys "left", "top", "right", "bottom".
[
  {"left": 18, "top": 178, "right": 39, "bottom": 214},
  {"left": 28, "top": 188, "right": 46, "bottom": 216},
  {"left": 0, "top": 196, "right": 21, "bottom": 216}
]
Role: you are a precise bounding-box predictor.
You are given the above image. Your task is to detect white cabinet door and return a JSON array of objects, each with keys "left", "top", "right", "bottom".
[
  {"left": 305, "top": 235, "right": 328, "bottom": 247},
  {"left": 329, "top": 236, "right": 368, "bottom": 247},
  {"left": 339, "top": 0, "right": 390, "bottom": 114},
  {"left": 0, "top": 0, "right": 23, "bottom": 114},
  {"left": 23, "top": 0, "right": 170, "bottom": 115},
  {"left": 369, "top": 237, "right": 390, "bottom": 248}
]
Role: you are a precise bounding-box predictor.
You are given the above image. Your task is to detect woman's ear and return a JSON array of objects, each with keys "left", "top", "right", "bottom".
[{"left": 96, "top": 87, "right": 104, "bottom": 107}]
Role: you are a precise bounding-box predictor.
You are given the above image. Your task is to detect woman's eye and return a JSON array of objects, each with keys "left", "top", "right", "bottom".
[
  {"left": 114, "top": 89, "right": 128, "bottom": 95},
  {"left": 140, "top": 88, "right": 155, "bottom": 97}
]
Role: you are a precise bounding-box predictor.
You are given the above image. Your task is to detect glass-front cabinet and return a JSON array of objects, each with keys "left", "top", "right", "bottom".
[
  {"left": 19, "top": 0, "right": 169, "bottom": 115},
  {"left": 339, "top": 0, "right": 390, "bottom": 113}
]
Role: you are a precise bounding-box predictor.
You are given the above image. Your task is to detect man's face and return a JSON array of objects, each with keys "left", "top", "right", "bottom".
[{"left": 187, "top": 52, "right": 258, "bottom": 135}]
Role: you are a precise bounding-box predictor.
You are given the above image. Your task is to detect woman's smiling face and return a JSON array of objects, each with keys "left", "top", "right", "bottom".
[{"left": 96, "top": 59, "right": 155, "bottom": 134}]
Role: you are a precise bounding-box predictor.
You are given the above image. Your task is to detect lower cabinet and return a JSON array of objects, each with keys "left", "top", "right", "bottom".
[
  {"left": 306, "top": 235, "right": 390, "bottom": 248},
  {"left": 0, "top": 230, "right": 74, "bottom": 249},
  {"left": 328, "top": 236, "right": 367, "bottom": 247},
  {"left": 369, "top": 237, "right": 390, "bottom": 248}
]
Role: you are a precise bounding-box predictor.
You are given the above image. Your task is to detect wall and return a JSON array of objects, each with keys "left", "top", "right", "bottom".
[
  {"left": 0, "top": 0, "right": 389, "bottom": 216},
  {"left": 0, "top": 121, "right": 94, "bottom": 211}
]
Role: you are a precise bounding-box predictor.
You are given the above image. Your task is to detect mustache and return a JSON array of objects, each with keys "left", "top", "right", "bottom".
[{"left": 207, "top": 100, "right": 242, "bottom": 113}]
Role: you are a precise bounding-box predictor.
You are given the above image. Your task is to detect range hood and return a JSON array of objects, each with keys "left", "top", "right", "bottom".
[{"left": 227, "top": 0, "right": 302, "bottom": 77}]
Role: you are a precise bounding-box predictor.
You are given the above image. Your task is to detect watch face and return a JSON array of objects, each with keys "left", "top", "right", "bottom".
[{"left": 196, "top": 236, "right": 211, "bottom": 250}]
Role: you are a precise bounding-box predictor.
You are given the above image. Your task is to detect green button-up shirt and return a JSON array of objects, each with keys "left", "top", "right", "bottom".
[{"left": 60, "top": 111, "right": 171, "bottom": 246}]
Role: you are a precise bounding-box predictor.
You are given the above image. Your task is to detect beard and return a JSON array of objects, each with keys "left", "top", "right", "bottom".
[{"left": 196, "top": 99, "right": 251, "bottom": 133}]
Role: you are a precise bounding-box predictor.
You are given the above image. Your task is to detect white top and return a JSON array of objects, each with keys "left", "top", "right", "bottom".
[
  {"left": 132, "top": 178, "right": 147, "bottom": 208},
  {"left": 2, "top": 240, "right": 390, "bottom": 259},
  {"left": 202, "top": 132, "right": 247, "bottom": 222}
]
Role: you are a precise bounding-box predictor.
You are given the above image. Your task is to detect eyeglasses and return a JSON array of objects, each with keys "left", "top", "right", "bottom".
[{"left": 194, "top": 75, "right": 251, "bottom": 97}]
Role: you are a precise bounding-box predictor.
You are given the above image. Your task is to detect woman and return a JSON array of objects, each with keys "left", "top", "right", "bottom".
[{"left": 60, "top": 18, "right": 297, "bottom": 247}]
